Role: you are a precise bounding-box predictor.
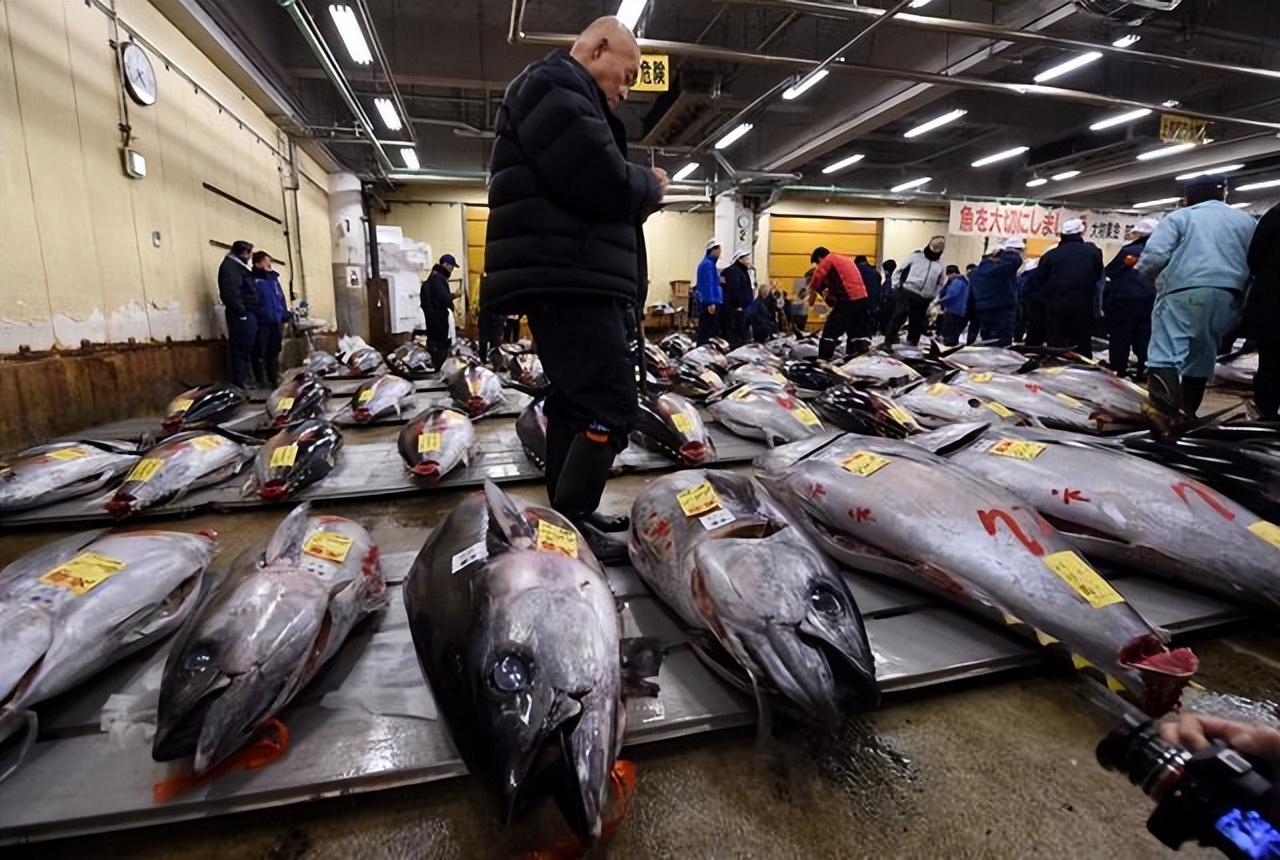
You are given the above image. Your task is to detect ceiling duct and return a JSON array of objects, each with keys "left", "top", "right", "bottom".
[{"left": 1074, "top": 0, "right": 1182, "bottom": 15}]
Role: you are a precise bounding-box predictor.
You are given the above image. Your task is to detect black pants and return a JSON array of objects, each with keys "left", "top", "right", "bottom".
[
  {"left": 978, "top": 307, "right": 1015, "bottom": 347},
  {"left": 1047, "top": 301, "right": 1093, "bottom": 357},
  {"left": 939, "top": 312, "right": 968, "bottom": 346},
  {"left": 226, "top": 312, "right": 257, "bottom": 389},
  {"left": 425, "top": 322, "right": 450, "bottom": 370},
  {"left": 503, "top": 317, "right": 521, "bottom": 343},
  {"left": 819, "top": 299, "right": 873, "bottom": 360},
  {"left": 1257, "top": 338, "right": 1280, "bottom": 419},
  {"left": 1106, "top": 297, "right": 1153, "bottom": 377},
  {"left": 886, "top": 291, "right": 932, "bottom": 346},
  {"left": 253, "top": 320, "right": 282, "bottom": 386},
  {"left": 478, "top": 312, "right": 503, "bottom": 362},
  {"left": 696, "top": 305, "right": 721, "bottom": 344},
  {"left": 725, "top": 309, "right": 747, "bottom": 347}
]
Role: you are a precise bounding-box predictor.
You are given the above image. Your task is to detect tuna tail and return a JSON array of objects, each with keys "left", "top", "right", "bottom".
[
  {"left": 1118, "top": 635, "right": 1199, "bottom": 716},
  {"left": 264, "top": 503, "right": 313, "bottom": 563}
]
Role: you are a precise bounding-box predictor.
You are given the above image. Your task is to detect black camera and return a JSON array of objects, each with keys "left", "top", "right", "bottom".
[{"left": 1098, "top": 716, "right": 1280, "bottom": 859}]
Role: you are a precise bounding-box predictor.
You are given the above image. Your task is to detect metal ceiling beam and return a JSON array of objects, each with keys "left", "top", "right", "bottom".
[
  {"left": 516, "top": 31, "right": 1280, "bottom": 133},
  {"left": 1051, "top": 134, "right": 1280, "bottom": 198},
  {"left": 719, "top": 0, "right": 1280, "bottom": 83}
]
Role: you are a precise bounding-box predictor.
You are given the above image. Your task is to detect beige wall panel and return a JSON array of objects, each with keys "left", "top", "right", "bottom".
[
  {"left": 386, "top": 201, "right": 467, "bottom": 261},
  {"left": 299, "top": 177, "right": 335, "bottom": 325},
  {"left": 0, "top": 0, "right": 55, "bottom": 351},
  {"left": 9, "top": 0, "right": 106, "bottom": 346},
  {"left": 642, "top": 210, "right": 713, "bottom": 306}
]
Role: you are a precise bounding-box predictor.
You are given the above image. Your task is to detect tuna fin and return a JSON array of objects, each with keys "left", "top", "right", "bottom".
[
  {"left": 1014, "top": 357, "right": 1042, "bottom": 375},
  {"left": 619, "top": 637, "right": 663, "bottom": 699},
  {"left": 240, "top": 473, "right": 258, "bottom": 498},
  {"left": 482, "top": 480, "right": 537, "bottom": 548},
  {"left": 1035, "top": 629, "right": 1059, "bottom": 647},
  {"left": 0, "top": 709, "right": 38, "bottom": 784},
  {"left": 906, "top": 422, "right": 990, "bottom": 456},
  {"left": 265, "top": 503, "right": 313, "bottom": 563}
]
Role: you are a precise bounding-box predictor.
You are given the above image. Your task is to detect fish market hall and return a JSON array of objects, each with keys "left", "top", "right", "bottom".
[{"left": 4, "top": 1, "right": 1280, "bottom": 857}]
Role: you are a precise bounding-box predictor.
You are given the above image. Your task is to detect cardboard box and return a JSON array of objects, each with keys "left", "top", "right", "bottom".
[{"left": 669, "top": 280, "right": 691, "bottom": 298}]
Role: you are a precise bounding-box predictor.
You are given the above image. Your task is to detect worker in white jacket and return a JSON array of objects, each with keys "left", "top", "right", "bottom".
[{"left": 885, "top": 235, "right": 947, "bottom": 346}]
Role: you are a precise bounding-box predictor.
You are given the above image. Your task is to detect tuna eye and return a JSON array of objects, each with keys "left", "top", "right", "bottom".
[
  {"left": 491, "top": 654, "right": 531, "bottom": 692},
  {"left": 810, "top": 585, "right": 842, "bottom": 616},
  {"left": 184, "top": 644, "right": 215, "bottom": 672}
]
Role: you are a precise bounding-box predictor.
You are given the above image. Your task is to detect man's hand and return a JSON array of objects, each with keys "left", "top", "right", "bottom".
[
  {"left": 707, "top": 304, "right": 717, "bottom": 315},
  {"left": 1159, "top": 714, "right": 1280, "bottom": 762},
  {"left": 652, "top": 167, "right": 669, "bottom": 197}
]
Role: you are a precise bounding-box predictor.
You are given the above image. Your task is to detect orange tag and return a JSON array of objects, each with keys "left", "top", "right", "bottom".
[
  {"left": 40, "top": 551, "right": 126, "bottom": 595},
  {"left": 536, "top": 519, "right": 579, "bottom": 559},
  {"left": 302, "top": 530, "right": 353, "bottom": 563}
]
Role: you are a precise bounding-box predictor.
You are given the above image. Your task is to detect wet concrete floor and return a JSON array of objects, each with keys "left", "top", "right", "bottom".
[{"left": 2, "top": 411, "right": 1273, "bottom": 859}]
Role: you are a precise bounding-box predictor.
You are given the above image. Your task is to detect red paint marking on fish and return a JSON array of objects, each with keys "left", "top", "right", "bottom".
[
  {"left": 849, "top": 507, "right": 875, "bottom": 523},
  {"left": 978, "top": 508, "right": 1045, "bottom": 557},
  {"left": 1063, "top": 489, "right": 1088, "bottom": 504},
  {"left": 647, "top": 519, "right": 671, "bottom": 540},
  {"left": 1171, "top": 482, "right": 1236, "bottom": 521},
  {"left": 807, "top": 482, "right": 826, "bottom": 499},
  {"left": 1025, "top": 383, "right": 1042, "bottom": 393}
]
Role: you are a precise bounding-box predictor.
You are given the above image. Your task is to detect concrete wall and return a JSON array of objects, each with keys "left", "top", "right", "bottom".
[{"left": 0, "top": 0, "right": 334, "bottom": 354}]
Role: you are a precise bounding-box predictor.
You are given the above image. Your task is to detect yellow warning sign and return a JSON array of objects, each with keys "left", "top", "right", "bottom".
[{"left": 631, "top": 55, "right": 670, "bottom": 93}]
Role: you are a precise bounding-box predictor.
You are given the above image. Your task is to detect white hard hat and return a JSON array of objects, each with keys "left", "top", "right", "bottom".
[
  {"left": 732, "top": 247, "right": 751, "bottom": 261},
  {"left": 706, "top": 238, "right": 722, "bottom": 251},
  {"left": 999, "top": 236, "right": 1025, "bottom": 251},
  {"left": 1061, "top": 218, "right": 1085, "bottom": 236},
  {"left": 1134, "top": 217, "right": 1160, "bottom": 235}
]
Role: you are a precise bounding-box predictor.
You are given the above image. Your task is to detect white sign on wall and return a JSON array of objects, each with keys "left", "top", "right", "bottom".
[{"left": 949, "top": 201, "right": 1148, "bottom": 243}]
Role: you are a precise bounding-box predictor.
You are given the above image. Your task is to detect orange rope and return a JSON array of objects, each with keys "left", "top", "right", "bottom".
[
  {"left": 519, "top": 759, "right": 638, "bottom": 860},
  {"left": 152, "top": 719, "right": 290, "bottom": 803}
]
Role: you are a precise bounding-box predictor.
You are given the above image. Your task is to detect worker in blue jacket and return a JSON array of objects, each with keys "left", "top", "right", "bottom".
[
  {"left": 936, "top": 265, "right": 970, "bottom": 346},
  {"left": 695, "top": 238, "right": 723, "bottom": 343},
  {"left": 967, "top": 237, "right": 1024, "bottom": 346},
  {"left": 1103, "top": 217, "right": 1159, "bottom": 378}
]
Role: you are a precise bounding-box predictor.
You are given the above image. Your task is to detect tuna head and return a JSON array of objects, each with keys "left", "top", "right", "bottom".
[
  {"left": 472, "top": 551, "right": 621, "bottom": 843},
  {"left": 398, "top": 407, "right": 474, "bottom": 481},
  {"left": 689, "top": 521, "right": 879, "bottom": 723}
]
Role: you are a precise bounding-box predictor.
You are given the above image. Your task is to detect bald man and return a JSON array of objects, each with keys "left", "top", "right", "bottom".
[{"left": 482, "top": 17, "right": 667, "bottom": 562}]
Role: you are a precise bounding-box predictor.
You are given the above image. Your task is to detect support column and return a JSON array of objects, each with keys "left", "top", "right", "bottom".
[{"left": 329, "top": 172, "right": 369, "bottom": 339}]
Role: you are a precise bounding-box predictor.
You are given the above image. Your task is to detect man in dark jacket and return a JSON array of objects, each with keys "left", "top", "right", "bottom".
[
  {"left": 1103, "top": 217, "right": 1159, "bottom": 378},
  {"left": 722, "top": 249, "right": 753, "bottom": 348},
  {"left": 420, "top": 254, "right": 457, "bottom": 368},
  {"left": 854, "top": 255, "right": 883, "bottom": 320},
  {"left": 481, "top": 17, "right": 666, "bottom": 560},
  {"left": 1248, "top": 203, "right": 1279, "bottom": 419},
  {"left": 217, "top": 240, "right": 259, "bottom": 389},
  {"left": 1036, "top": 219, "right": 1104, "bottom": 356},
  {"left": 250, "top": 251, "right": 288, "bottom": 387},
  {"left": 968, "top": 238, "right": 1024, "bottom": 346},
  {"left": 936, "top": 265, "right": 970, "bottom": 346},
  {"left": 808, "top": 246, "right": 870, "bottom": 360}
]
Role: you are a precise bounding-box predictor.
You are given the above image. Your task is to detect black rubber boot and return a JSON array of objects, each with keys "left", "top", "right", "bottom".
[
  {"left": 581, "top": 511, "right": 630, "bottom": 533},
  {"left": 1143, "top": 367, "right": 1183, "bottom": 435},
  {"left": 552, "top": 431, "right": 620, "bottom": 521},
  {"left": 543, "top": 417, "right": 575, "bottom": 502},
  {"left": 1182, "top": 376, "right": 1208, "bottom": 417},
  {"left": 817, "top": 337, "right": 838, "bottom": 361},
  {"left": 573, "top": 518, "right": 631, "bottom": 565}
]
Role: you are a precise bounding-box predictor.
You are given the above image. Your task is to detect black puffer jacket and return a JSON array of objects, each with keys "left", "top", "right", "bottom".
[
  {"left": 482, "top": 51, "right": 662, "bottom": 313},
  {"left": 1247, "top": 203, "right": 1280, "bottom": 340},
  {"left": 217, "top": 254, "right": 259, "bottom": 317},
  {"left": 419, "top": 264, "right": 454, "bottom": 337},
  {"left": 1033, "top": 234, "right": 1104, "bottom": 309}
]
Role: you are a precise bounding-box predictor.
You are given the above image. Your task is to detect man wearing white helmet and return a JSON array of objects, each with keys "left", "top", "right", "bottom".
[
  {"left": 1029, "top": 218, "right": 1104, "bottom": 357},
  {"left": 967, "top": 236, "right": 1024, "bottom": 346},
  {"left": 1103, "top": 217, "right": 1160, "bottom": 378},
  {"left": 695, "top": 237, "right": 723, "bottom": 343}
]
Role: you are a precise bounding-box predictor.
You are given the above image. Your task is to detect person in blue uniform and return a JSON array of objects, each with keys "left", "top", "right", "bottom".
[
  {"left": 1103, "top": 217, "right": 1159, "bottom": 378},
  {"left": 695, "top": 238, "right": 723, "bottom": 344}
]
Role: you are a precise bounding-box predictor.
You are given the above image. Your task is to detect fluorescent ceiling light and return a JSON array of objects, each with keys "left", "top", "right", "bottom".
[
  {"left": 1175, "top": 164, "right": 1244, "bottom": 181},
  {"left": 1162, "top": 99, "right": 1181, "bottom": 108},
  {"left": 1134, "top": 197, "right": 1180, "bottom": 209},
  {"left": 1052, "top": 170, "right": 1081, "bottom": 181},
  {"left": 1026, "top": 178, "right": 1049, "bottom": 187},
  {"left": 328, "top": 5, "right": 372, "bottom": 65},
  {"left": 1137, "top": 142, "right": 1197, "bottom": 161},
  {"left": 1238, "top": 178, "right": 1280, "bottom": 192},
  {"left": 714, "top": 122, "right": 753, "bottom": 150},
  {"left": 400, "top": 147, "right": 419, "bottom": 169},
  {"left": 374, "top": 97, "right": 402, "bottom": 132},
  {"left": 822, "top": 153, "right": 865, "bottom": 175},
  {"left": 1230, "top": 202, "right": 1251, "bottom": 209},
  {"left": 782, "top": 69, "right": 829, "bottom": 100},
  {"left": 971, "top": 146, "right": 1029, "bottom": 168},
  {"left": 891, "top": 177, "right": 931, "bottom": 192},
  {"left": 616, "top": 0, "right": 648, "bottom": 30},
  {"left": 1111, "top": 34, "right": 1141, "bottom": 48},
  {"left": 1089, "top": 108, "right": 1152, "bottom": 131},
  {"left": 909, "top": 0, "right": 934, "bottom": 6},
  {"left": 1033, "top": 51, "right": 1103, "bottom": 83},
  {"left": 903, "top": 109, "right": 967, "bottom": 139},
  {"left": 672, "top": 162, "right": 698, "bottom": 182}
]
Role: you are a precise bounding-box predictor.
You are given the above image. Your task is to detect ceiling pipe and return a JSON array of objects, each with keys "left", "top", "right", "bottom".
[
  {"left": 354, "top": 0, "right": 415, "bottom": 144},
  {"left": 516, "top": 31, "right": 1280, "bottom": 132},
  {"left": 719, "top": 0, "right": 1280, "bottom": 83}
]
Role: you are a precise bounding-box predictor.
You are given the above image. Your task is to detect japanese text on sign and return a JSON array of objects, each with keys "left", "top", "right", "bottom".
[
  {"left": 631, "top": 55, "right": 670, "bottom": 92},
  {"left": 949, "top": 202, "right": 1142, "bottom": 241}
]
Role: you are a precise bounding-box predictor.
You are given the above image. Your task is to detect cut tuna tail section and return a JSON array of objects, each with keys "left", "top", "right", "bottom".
[{"left": 1118, "top": 635, "right": 1199, "bottom": 716}]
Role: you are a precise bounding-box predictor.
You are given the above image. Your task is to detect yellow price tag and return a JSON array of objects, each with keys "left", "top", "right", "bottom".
[
  {"left": 190, "top": 435, "right": 224, "bottom": 452},
  {"left": 677, "top": 480, "right": 721, "bottom": 517},
  {"left": 987, "top": 401, "right": 1015, "bottom": 418},
  {"left": 989, "top": 439, "right": 1047, "bottom": 461},
  {"left": 46, "top": 447, "right": 89, "bottom": 461},
  {"left": 927, "top": 383, "right": 949, "bottom": 395},
  {"left": 887, "top": 405, "right": 917, "bottom": 427},
  {"left": 671, "top": 413, "right": 693, "bottom": 434},
  {"left": 791, "top": 406, "right": 820, "bottom": 427},
  {"left": 275, "top": 396, "right": 296, "bottom": 412},
  {"left": 39, "top": 551, "right": 126, "bottom": 596},
  {"left": 357, "top": 387, "right": 376, "bottom": 403},
  {"left": 127, "top": 458, "right": 164, "bottom": 482},
  {"left": 1043, "top": 550, "right": 1124, "bottom": 608},
  {"left": 771, "top": 372, "right": 787, "bottom": 384},
  {"left": 169, "top": 397, "right": 194, "bottom": 414},
  {"left": 840, "top": 450, "right": 891, "bottom": 477},
  {"left": 729, "top": 385, "right": 754, "bottom": 401},
  {"left": 536, "top": 518, "right": 579, "bottom": 559},
  {"left": 1248, "top": 520, "right": 1280, "bottom": 550},
  {"left": 969, "top": 373, "right": 994, "bottom": 383},
  {"left": 1041, "top": 367, "right": 1066, "bottom": 376},
  {"left": 302, "top": 530, "right": 354, "bottom": 563},
  {"left": 418, "top": 431, "right": 442, "bottom": 454},
  {"left": 1056, "top": 392, "right": 1085, "bottom": 409},
  {"left": 269, "top": 443, "right": 298, "bottom": 468},
  {"left": 700, "top": 370, "right": 722, "bottom": 387}
]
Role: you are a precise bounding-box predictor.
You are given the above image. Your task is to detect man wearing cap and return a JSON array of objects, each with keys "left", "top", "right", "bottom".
[
  {"left": 1104, "top": 218, "right": 1160, "bottom": 378},
  {"left": 420, "top": 253, "right": 458, "bottom": 368},
  {"left": 808, "top": 246, "right": 870, "bottom": 360},
  {"left": 1033, "top": 219, "right": 1104, "bottom": 357},
  {"left": 1139, "top": 176, "right": 1257, "bottom": 418},
  {"left": 722, "top": 248, "right": 754, "bottom": 347},
  {"left": 887, "top": 236, "right": 947, "bottom": 346},
  {"left": 695, "top": 238, "right": 723, "bottom": 343},
  {"left": 967, "top": 237, "right": 1024, "bottom": 346}
]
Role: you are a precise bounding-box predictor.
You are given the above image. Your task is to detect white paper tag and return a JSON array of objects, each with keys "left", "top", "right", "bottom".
[
  {"left": 451, "top": 540, "right": 488, "bottom": 573},
  {"left": 700, "top": 508, "right": 736, "bottom": 530}
]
